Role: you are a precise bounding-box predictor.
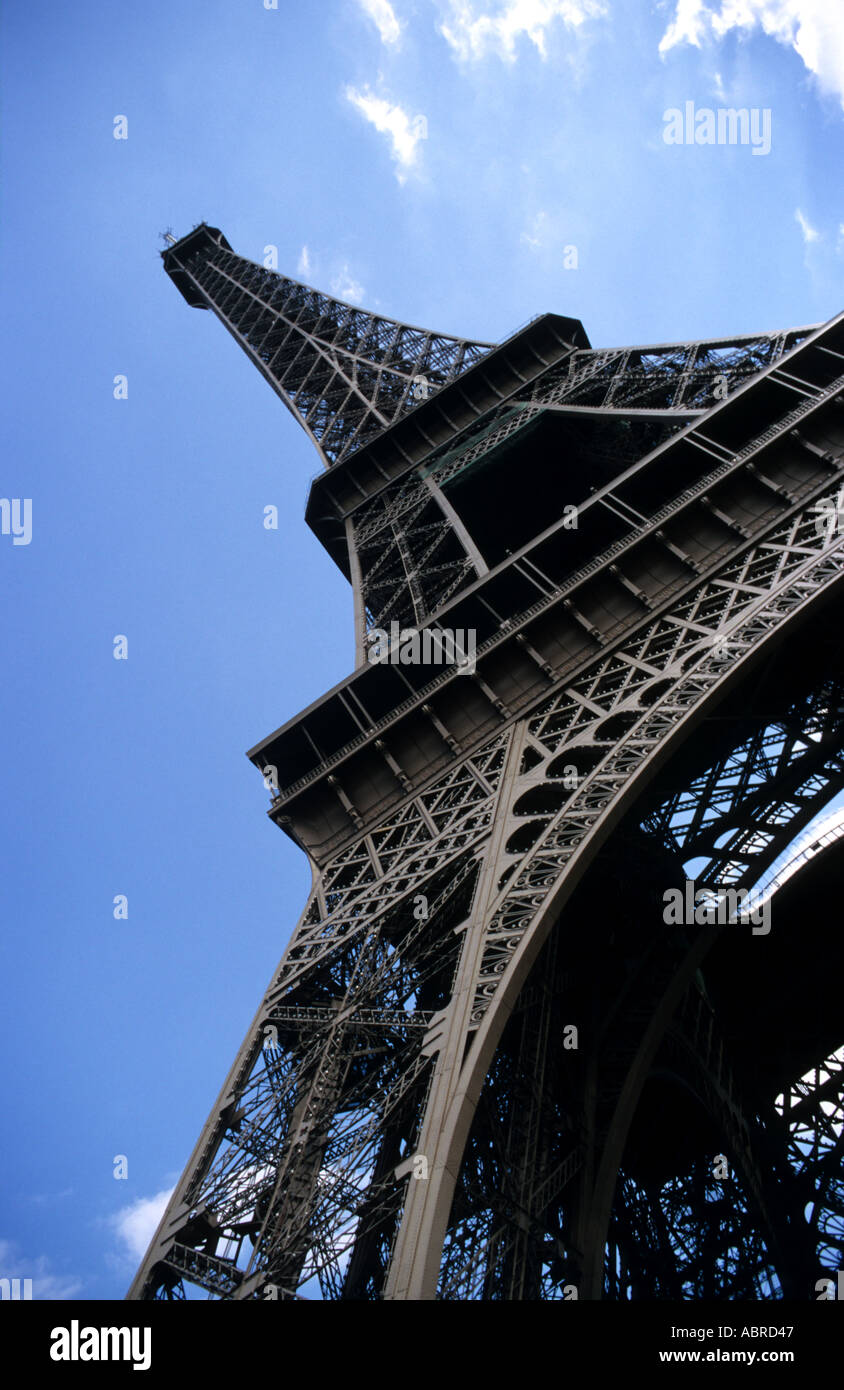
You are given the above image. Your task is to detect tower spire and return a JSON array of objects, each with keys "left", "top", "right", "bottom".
[{"left": 162, "top": 223, "right": 493, "bottom": 467}]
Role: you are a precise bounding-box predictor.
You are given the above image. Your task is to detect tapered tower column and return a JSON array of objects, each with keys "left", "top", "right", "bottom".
[{"left": 128, "top": 226, "right": 844, "bottom": 1301}]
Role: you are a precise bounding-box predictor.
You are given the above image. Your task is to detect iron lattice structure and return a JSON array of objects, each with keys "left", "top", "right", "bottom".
[{"left": 130, "top": 225, "right": 844, "bottom": 1301}]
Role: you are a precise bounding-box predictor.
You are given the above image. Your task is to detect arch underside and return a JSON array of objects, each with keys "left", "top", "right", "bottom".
[{"left": 438, "top": 611, "right": 844, "bottom": 1299}]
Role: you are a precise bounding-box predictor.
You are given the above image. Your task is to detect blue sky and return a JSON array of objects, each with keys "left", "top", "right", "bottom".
[{"left": 1, "top": 0, "right": 842, "bottom": 1300}]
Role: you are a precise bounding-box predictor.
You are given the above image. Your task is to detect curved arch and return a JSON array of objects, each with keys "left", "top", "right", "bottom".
[{"left": 386, "top": 547, "right": 844, "bottom": 1298}]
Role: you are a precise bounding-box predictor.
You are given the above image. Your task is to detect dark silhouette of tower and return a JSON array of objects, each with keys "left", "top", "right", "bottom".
[{"left": 129, "top": 224, "right": 844, "bottom": 1300}]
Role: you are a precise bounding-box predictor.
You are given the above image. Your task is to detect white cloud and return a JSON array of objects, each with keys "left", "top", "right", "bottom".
[
  {"left": 659, "top": 0, "right": 711, "bottom": 52},
  {"left": 660, "top": 1, "right": 844, "bottom": 111},
  {"left": 330, "top": 266, "right": 366, "bottom": 304},
  {"left": 438, "top": 0, "right": 606, "bottom": 63},
  {"left": 297, "top": 244, "right": 312, "bottom": 278},
  {"left": 0, "top": 1237, "right": 83, "bottom": 1300},
  {"left": 110, "top": 1188, "right": 173, "bottom": 1263},
  {"left": 519, "top": 208, "right": 579, "bottom": 262},
  {"left": 357, "top": 0, "right": 402, "bottom": 45},
  {"left": 795, "top": 207, "right": 820, "bottom": 242},
  {"left": 520, "top": 209, "right": 548, "bottom": 249},
  {"left": 345, "top": 85, "right": 426, "bottom": 180}
]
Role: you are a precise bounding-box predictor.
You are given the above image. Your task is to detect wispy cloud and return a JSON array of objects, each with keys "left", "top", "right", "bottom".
[
  {"left": 109, "top": 1187, "right": 173, "bottom": 1263},
  {"left": 438, "top": 0, "right": 607, "bottom": 63},
  {"left": 26, "top": 1187, "right": 74, "bottom": 1206},
  {"left": 356, "top": 0, "right": 402, "bottom": 46},
  {"left": 660, "top": 1, "right": 844, "bottom": 111},
  {"left": 520, "top": 209, "right": 549, "bottom": 249},
  {"left": 795, "top": 207, "right": 820, "bottom": 243},
  {"left": 0, "top": 1237, "right": 83, "bottom": 1299},
  {"left": 518, "top": 208, "right": 578, "bottom": 264},
  {"left": 330, "top": 266, "right": 366, "bottom": 304},
  {"left": 345, "top": 85, "right": 426, "bottom": 180},
  {"left": 298, "top": 244, "right": 313, "bottom": 278}
]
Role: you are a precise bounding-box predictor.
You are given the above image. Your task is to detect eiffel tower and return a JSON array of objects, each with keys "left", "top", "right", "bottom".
[{"left": 129, "top": 224, "right": 844, "bottom": 1301}]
